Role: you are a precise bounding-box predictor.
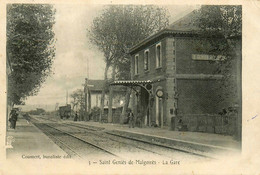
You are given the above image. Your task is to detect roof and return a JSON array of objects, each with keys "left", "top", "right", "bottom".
[
  {"left": 129, "top": 10, "right": 199, "bottom": 54},
  {"left": 86, "top": 79, "right": 104, "bottom": 91},
  {"left": 166, "top": 10, "right": 200, "bottom": 32},
  {"left": 130, "top": 9, "right": 242, "bottom": 54},
  {"left": 86, "top": 79, "right": 126, "bottom": 92}
]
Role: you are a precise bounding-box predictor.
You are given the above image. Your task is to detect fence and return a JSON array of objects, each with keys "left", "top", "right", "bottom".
[{"left": 90, "top": 107, "right": 123, "bottom": 123}]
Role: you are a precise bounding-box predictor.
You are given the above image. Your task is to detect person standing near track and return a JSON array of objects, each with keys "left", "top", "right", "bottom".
[
  {"left": 13, "top": 110, "right": 18, "bottom": 129},
  {"left": 9, "top": 110, "right": 15, "bottom": 129},
  {"left": 9, "top": 109, "right": 18, "bottom": 129},
  {"left": 128, "top": 110, "right": 135, "bottom": 128},
  {"left": 74, "top": 112, "right": 78, "bottom": 121}
]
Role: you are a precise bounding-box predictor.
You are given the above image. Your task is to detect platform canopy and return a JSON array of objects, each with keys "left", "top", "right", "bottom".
[{"left": 110, "top": 80, "right": 152, "bottom": 86}]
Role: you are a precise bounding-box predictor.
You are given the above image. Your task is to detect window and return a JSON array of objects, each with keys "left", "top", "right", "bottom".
[
  {"left": 134, "top": 54, "right": 139, "bottom": 75},
  {"left": 156, "top": 43, "right": 162, "bottom": 68},
  {"left": 144, "top": 49, "right": 149, "bottom": 71},
  {"left": 192, "top": 54, "right": 226, "bottom": 61}
]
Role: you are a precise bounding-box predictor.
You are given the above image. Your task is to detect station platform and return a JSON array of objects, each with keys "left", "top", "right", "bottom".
[
  {"left": 6, "top": 115, "right": 67, "bottom": 160},
  {"left": 16, "top": 113, "right": 240, "bottom": 159},
  {"left": 65, "top": 120, "right": 241, "bottom": 158}
]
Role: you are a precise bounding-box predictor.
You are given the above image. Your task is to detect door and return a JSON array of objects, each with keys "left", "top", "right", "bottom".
[
  {"left": 156, "top": 96, "right": 163, "bottom": 127},
  {"left": 140, "top": 87, "right": 150, "bottom": 126}
]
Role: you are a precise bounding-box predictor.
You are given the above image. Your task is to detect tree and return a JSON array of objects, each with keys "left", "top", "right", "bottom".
[
  {"left": 195, "top": 5, "right": 242, "bottom": 141},
  {"left": 70, "top": 89, "right": 85, "bottom": 120},
  {"left": 7, "top": 4, "right": 56, "bottom": 106},
  {"left": 70, "top": 89, "right": 84, "bottom": 112},
  {"left": 88, "top": 5, "right": 169, "bottom": 122},
  {"left": 70, "top": 91, "right": 80, "bottom": 111},
  {"left": 196, "top": 5, "right": 241, "bottom": 39}
]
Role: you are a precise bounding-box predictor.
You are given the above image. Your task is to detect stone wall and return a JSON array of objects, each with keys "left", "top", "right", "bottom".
[
  {"left": 176, "top": 113, "right": 237, "bottom": 135},
  {"left": 177, "top": 79, "right": 228, "bottom": 115}
]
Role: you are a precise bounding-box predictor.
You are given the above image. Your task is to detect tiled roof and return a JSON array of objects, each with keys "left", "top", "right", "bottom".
[
  {"left": 129, "top": 10, "right": 199, "bottom": 54},
  {"left": 129, "top": 9, "right": 241, "bottom": 54},
  {"left": 166, "top": 10, "right": 200, "bottom": 32}
]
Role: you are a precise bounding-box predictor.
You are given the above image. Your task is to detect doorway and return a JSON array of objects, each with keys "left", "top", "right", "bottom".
[
  {"left": 140, "top": 88, "right": 150, "bottom": 126},
  {"left": 155, "top": 96, "right": 163, "bottom": 127}
]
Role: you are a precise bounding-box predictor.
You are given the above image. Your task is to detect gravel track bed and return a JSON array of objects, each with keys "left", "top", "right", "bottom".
[
  {"left": 54, "top": 123, "right": 209, "bottom": 162},
  {"left": 33, "top": 122, "right": 115, "bottom": 160},
  {"left": 31, "top": 116, "right": 210, "bottom": 162},
  {"left": 48, "top": 123, "right": 163, "bottom": 159}
]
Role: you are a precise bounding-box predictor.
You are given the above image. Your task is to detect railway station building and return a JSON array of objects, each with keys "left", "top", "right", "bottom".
[
  {"left": 84, "top": 78, "right": 126, "bottom": 114},
  {"left": 111, "top": 11, "right": 241, "bottom": 135}
]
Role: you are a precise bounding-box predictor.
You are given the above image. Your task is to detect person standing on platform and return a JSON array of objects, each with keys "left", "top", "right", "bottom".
[
  {"left": 9, "top": 109, "right": 18, "bottom": 129},
  {"left": 128, "top": 110, "right": 135, "bottom": 128},
  {"left": 9, "top": 110, "right": 15, "bottom": 129},
  {"left": 74, "top": 112, "right": 78, "bottom": 121},
  {"left": 13, "top": 110, "right": 18, "bottom": 129}
]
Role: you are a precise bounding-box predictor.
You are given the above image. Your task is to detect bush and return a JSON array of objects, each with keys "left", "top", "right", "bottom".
[{"left": 90, "top": 107, "right": 100, "bottom": 121}]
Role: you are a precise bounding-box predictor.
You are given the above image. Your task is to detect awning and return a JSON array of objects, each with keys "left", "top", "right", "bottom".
[{"left": 110, "top": 80, "right": 152, "bottom": 86}]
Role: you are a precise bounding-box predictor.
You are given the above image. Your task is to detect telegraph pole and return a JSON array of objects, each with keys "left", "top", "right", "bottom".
[
  {"left": 85, "top": 57, "right": 89, "bottom": 120},
  {"left": 85, "top": 57, "right": 90, "bottom": 120},
  {"left": 66, "top": 89, "right": 68, "bottom": 105},
  {"left": 87, "top": 57, "right": 89, "bottom": 78}
]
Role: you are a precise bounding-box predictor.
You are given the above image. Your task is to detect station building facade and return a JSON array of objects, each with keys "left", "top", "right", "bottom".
[
  {"left": 113, "top": 12, "right": 241, "bottom": 134},
  {"left": 84, "top": 78, "right": 126, "bottom": 111}
]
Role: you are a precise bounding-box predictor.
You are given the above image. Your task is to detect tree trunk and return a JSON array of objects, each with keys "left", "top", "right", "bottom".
[
  {"left": 88, "top": 91, "right": 91, "bottom": 114},
  {"left": 85, "top": 88, "right": 88, "bottom": 121},
  {"left": 72, "top": 103, "right": 75, "bottom": 111},
  {"left": 100, "top": 64, "right": 109, "bottom": 122},
  {"left": 235, "top": 40, "right": 242, "bottom": 145},
  {"left": 120, "top": 88, "right": 131, "bottom": 124},
  {"left": 80, "top": 93, "right": 85, "bottom": 121},
  {"left": 108, "top": 64, "right": 116, "bottom": 123}
]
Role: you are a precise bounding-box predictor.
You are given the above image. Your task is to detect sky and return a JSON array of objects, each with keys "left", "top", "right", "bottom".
[{"left": 22, "top": 4, "right": 198, "bottom": 111}]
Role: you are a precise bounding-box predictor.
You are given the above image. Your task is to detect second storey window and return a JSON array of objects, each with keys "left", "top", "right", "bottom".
[
  {"left": 156, "top": 43, "right": 162, "bottom": 68},
  {"left": 144, "top": 49, "right": 149, "bottom": 71},
  {"left": 135, "top": 54, "right": 139, "bottom": 75}
]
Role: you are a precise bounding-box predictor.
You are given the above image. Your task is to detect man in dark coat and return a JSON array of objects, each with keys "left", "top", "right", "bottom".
[
  {"left": 9, "top": 110, "right": 18, "bottom": 129},
  {"left": 9, "top": 110, "right": 15, "bottom": 129},
  {"left": 13, "top": 112, "right": 18, "bottom": 129},
  {"left": 74, "top": 112, "right": 78, "bottom": 121},
  {"left": 128, "top": 110, "right": 135, "bottom": 128}
]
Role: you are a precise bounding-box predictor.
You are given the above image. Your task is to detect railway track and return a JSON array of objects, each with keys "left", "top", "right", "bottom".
[
  {"left": 32, "top": 117, "right": 165, "bottom": 159},
  {"left": 62, "top": 122, "right": 213, "bottom": 160},
  {"left": 31, "top": 117, "right": 119, "bottom": 159},
  {"left": 55, "top": 123, "right": 167, "bottom": 157},
  {"left": 30, "top": 115, "right": 210, "bottom": 162},
  {"left": 33, "top": 122, "right": 84, "bottom": 159}
]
